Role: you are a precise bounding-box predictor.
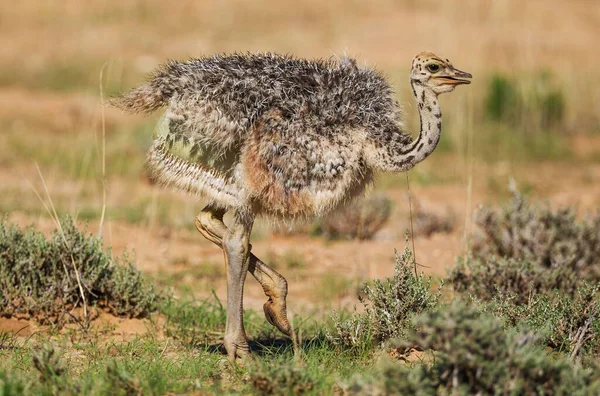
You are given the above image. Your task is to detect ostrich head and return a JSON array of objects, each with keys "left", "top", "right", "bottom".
[{"left": 410, "top": 51, "right": 472, "bottom": 95}]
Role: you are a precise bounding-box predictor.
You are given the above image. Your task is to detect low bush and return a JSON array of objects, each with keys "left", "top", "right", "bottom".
[
  {"left": 0, "top": 216, "right": 158, "bottom": 324},
  {"left": 450, "top": 255, "right": 580, "bottom": 304},
  {"left": 480, "top": 284, "right": 600, "bottom": 360},
  {"left": 412, "top": 204, "right": 456, "bottom": 238},
  {"left": 322, "top": 193, "right": 392, "bottom": 240},
  {"left": 450, "top": 190, "right": 600, "bottom": 360},
  {"left": 452, "top": 189, "right": 600, "bottom": 304},
  {"left": 345, "top": 302, "right": 600, "bottom": 395},
  {"left": 331, "top": 240, "right": 442, "bottom": 349},
  {"left": 470, "top": 189, "right": 600, "bottom": 281},
  {"left": 486, "top": 75, "right": 520, "bottom": 123}
]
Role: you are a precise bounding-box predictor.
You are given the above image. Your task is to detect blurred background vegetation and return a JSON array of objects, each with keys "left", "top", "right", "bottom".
[{"left": 1, "top": 0, "right": 599, "bottom": 230}]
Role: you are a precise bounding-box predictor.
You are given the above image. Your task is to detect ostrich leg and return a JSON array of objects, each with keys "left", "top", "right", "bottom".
[
  {"left": 195, "top": 206, "right": 292, "bottom": 337},
  {"left": 221, "top": 210, "right": 253, "bottom": 361}
]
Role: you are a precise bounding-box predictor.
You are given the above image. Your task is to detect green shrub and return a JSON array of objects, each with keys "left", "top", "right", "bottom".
[
  {"left": 104, "top": 362, "right": 143, "bottom": 396},
  {"left": 0, "top": 216, "right": 158, "bottom": 324},
  {"left": 450, "top": 255, "right": 580, "bottom": 304},
  {"left": 485, "top": 72, "right": 566, "bottom": 132},
  {"left": 0, "top": 371, "right": 26, "bottom": 396},
  {"left": 541, "top": 89, "right": 566, "bottom": 129},
  {"left": 479, "top": 283, "right": 600, "bottom": 360},
  {"left": 486, "top": 75, "right": 520, "bottom": 123},
  {"left": 331, "top": 240, "right": 442, "bottom": 349},
  {"left": 450, "top": 191, "right": 600, "bottom": 359},
  {"left": 451, "top": 256, "right": 600, "bottom": 359},
  {"left": 343, "top": 358, "right": 435, "bottom": 396},
  {"left": 345, "top": 302, "right": 600, "bottom": 395},
  {"left": 469, "top": 190, "right": 600, "bottom": 283}
]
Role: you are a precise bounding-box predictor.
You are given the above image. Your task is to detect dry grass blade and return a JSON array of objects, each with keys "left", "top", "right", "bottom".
[
  {"left": 463, "top": 91, "right": 474, "bottom": 257},
  {"left": 405, "top": 173, "right": 418, "bottom": 276},
  {"left": 570, "top": 308, "right": 596, "bottom": 361},
  {"left": 27, "top": 164, "right": 89, "bottom": 324},
  {"left": 98, "top": 61, "right": 109, "bottom": 238}
]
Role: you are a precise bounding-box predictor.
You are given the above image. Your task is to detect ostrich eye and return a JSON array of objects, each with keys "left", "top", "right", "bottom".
[{"left": 426, "top": 64, "right": 440, "bottom": 73}]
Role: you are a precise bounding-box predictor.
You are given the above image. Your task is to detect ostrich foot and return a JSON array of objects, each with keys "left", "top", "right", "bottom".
[
  {"left": 249, "top": 256, "right": 292, "bottom": 337},
  {"left": 264, "top": 297, "right": 292, "bottom": 337},
  {"left": 223, "top": 333, "right": 251, "bottom": 362}
]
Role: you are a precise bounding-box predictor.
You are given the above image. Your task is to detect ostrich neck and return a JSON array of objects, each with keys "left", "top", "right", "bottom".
[{"left": 388, "top": 81, "right": 442, "bottom": 172}]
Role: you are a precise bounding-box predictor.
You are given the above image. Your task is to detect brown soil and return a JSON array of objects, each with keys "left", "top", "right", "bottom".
[{"left": 0, "top": 312, "right": 156, "bottom": 343}]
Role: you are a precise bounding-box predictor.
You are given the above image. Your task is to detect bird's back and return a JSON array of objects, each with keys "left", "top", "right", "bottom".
[{"left": 117, "top": 53, "right": 402, "bottom": 149}]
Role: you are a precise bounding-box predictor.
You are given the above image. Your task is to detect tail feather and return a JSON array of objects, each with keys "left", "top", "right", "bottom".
[
  {"left": 110, "top": 84, "right": 166, "bottom": 114},
  {"left": 111, "top": 61, "right": 182, "bottom": 113}
]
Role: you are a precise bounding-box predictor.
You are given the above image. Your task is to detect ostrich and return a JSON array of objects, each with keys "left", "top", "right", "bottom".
[{"left": 114, "top": 51, "right": 471, "bottom": 360}]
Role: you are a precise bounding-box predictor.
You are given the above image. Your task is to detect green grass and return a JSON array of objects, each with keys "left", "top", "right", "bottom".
[
  {"left": 0, "top": 122, "right": 153, "bottom": 181},
  {"left": 475, "top": 122, "right": 571, "bottom": 163},
  {"left": 0, "top": 295, "right": 375, "bottom": 395},
  {"left": 314, "top": 272, "right": 357, "bottom": 302},
  {"left": 0, "top": 332, "right": 226, "bottom": 394},
  {"left": 2, "top": 282, "right": 596, "bottom": 395}
]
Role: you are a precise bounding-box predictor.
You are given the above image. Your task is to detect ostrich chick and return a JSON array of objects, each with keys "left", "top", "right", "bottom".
[{"left": 114, "top": 51, "right": 471, "bottom": 361}]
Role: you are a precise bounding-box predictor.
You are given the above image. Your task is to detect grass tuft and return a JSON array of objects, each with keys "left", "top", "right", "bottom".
[
  {"left": 485, "top": 71, "right": 567, "bottom": 131},
  {"left": 248, "top": 359, "right": 317, "bottom": 395}
]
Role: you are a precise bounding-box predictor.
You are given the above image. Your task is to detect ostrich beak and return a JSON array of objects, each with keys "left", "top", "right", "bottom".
[{"left": 440, "top": 67, "right": 472, "bottom": 86}]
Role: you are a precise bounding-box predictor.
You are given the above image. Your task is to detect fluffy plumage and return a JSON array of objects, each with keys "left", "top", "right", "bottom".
[{"left": 114, "top": 52, "right": 415, "bottom": 218}]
